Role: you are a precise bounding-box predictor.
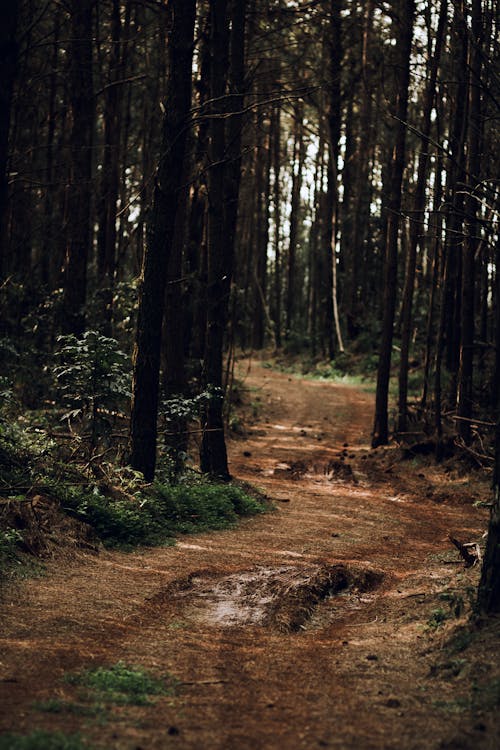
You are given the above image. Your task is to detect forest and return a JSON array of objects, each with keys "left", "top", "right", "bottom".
[{"left": 0, "top": 0, "right": 499, "bottom": 748}]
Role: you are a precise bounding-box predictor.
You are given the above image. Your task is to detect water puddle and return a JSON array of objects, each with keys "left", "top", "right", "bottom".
[{"left": 152, "top": 564, "right": 383, "bottom": 632}]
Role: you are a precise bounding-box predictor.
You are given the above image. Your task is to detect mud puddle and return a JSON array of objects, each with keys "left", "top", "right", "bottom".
[{"left": 151, "top": 563, "right": 383, "bottom": 632}]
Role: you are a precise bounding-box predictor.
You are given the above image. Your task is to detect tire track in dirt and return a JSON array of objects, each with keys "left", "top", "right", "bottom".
[{"left": 0, "top": 362, "right": 494, "bottom": 749}]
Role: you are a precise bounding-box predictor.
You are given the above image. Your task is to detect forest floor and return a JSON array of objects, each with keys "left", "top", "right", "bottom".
[{"left": 1, "top": 359, "right": 499, "bottom": 749}]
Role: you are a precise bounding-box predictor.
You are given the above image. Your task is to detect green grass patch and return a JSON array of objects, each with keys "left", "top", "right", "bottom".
[
  {"left": 434, "top": 677, "right": 500, "bottom": 714},
  {"left": 58, "top": 480, "right": 266, "bottom": 549},
  {"left": 34, "top": 699, "right": 103, "bottom": 717},
  {"left": 64, "top": 662, "right": 176, "bottom": 707},
  {"left": 0, "top": 731, "right": 89, "bottom": 750}
]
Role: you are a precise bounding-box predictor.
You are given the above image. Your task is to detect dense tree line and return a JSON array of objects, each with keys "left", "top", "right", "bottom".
[{"left": 0, "top": 0, "right": 499, "bottom": 608}]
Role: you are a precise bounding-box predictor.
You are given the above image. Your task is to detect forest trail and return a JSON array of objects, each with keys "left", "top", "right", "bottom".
[{"left": 0, "top": 361, "right": 497, "bottom": 750}]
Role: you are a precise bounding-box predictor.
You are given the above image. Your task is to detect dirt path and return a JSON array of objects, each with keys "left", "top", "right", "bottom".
[{"left": 1, "top": 362, "right": 498, "bottom": 749}]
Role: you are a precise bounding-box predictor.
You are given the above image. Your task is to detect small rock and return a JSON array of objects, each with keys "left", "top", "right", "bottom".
[{"left": 386, "top": 698, "right": 401, "bottom": 708}]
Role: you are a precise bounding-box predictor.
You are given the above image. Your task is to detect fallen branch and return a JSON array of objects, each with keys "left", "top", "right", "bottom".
[{"left": 448, "top": 535, "right": 477, "bottom": 567}]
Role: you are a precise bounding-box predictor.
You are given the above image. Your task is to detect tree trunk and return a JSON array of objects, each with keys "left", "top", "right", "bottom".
[
  {"left": 61, "top": 0, "right": 95, "bottom": 336},
  {"left": 0, "top": 1, "right": 18, "bottom": 281},
  {"left": 328, "top": 0, "right": 344, "bottom": 355},
  {"left": 477, "top": 238, "right": 500, "bottom": 612},
  {"left": 272, "top": 102, "right": 282, "bottom": 349},
  {"left": 397, "top": 0, "right": 446, "bottom": 433},
  {"left": 285, "top": 100, "right": 304, "bottom": 339},
  {"left": 96, "top": 0, "right": 122, "bottom": 333},
  {"left": 200, "top": 0, "right": 245, "bottom": 478},
  {"left": 456, "top": 0, "right": 482, "bottom": 445},
  {"left": 129, "top": 0, "right": 196, "bottom": 481},
  {"left": 372, "top": 0, "right": 415, "bottom": 447},
  {"left": 443, "top": 0, "right": 468, "bottom": 405},
  {"left": 346, "top": 0, "right": 375, "bottom": 338}
]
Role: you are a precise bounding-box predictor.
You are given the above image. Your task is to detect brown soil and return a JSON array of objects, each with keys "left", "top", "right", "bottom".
[{"left": 1, "top": 361, "right": 499, "bottom": 749}]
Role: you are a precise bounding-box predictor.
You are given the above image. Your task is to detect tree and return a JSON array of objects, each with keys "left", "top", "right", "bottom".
[
  {"left": 129, "top": 0, "right": 196, "bottom": 481},
  {"left": 200, "top": 0, "right": 246, "bottom": 478},
  {"left": 456, "top": 0, "right": 483, "bottom": 445},
  {"left": 61, "top": 0, "right": 95, "bottom": 336},
  {"left": 397, "top": 0, "right": 447, "bottom": 434},
  {"left": 0, "top": 1, "right": 18, "bottom": 280},
  {"left": 96, "top": 0, "right": 123, "bottom": 332},
  {"left": 477, "top": 238, "right": 500, "bottom": 613},
  {"left": 372, "top": 0, "right": 415, "bottom": 447}
]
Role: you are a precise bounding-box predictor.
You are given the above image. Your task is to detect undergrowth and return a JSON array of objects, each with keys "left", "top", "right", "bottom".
[
  {"left": 64, "top": 661, "right": 175, "bottom": 706},
  {"left": 0, "top": 731, "right": 89, "bottom": 750},
  {"left": 56, "top": 478, "right": 265, "bottom": 549},
  {"left": 0, "top": 407, "right": 266, "bottom": 576}
]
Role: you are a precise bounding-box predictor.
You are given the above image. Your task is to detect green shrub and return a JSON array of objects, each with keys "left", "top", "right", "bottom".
[
  {"left": 54, "top": 331, "right": 130, "bottom": 449},
  {"left": 58, "top": 478, "right": 266, "bottom": 549}
]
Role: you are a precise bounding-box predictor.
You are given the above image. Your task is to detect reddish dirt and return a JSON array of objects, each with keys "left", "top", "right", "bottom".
[{"left": 1, "top": 360, "right": 499, "bottom": 749}]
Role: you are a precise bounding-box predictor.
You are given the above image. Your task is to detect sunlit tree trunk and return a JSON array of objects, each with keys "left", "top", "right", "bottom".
[
  {"left": 271, "top": 102, "right": 282, "bottom": 349},
  {"left": 327, "top": 0, "right": 343, "bottom": 355}
]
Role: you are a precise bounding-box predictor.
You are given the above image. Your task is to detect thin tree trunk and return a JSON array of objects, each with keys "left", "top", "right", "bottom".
[
  {"left": 348, "top": 0, "right": 375, "bottom": 337},
  {"left": 328, "top": 0, "right": 344, "bottom": 355},
  {"left": 285, "top": 100, "right": 304, "bottom": 339},
  {"left": 61, "top": 0, "right": 95, "bottom": 336},
  {"left": 397, "top": 0, "right": 446, "bottom": 433},
  {"left": 40, "top": 10, "right": 61, "bottom": 289},
  {"left": 477, "top": 234, "right": 500, "bottom": 612},
  {"left": 96, "top": 0, "right": 122, "bottom": 333},
  {"left": 456, "top": 0, "right": 482, "bottom": 445},
  {"left": 443, "top": 0, "right": 469, "bottom": 404},
  {"left": 272, "top": 102, "right": 282, "bottom": 349},
  {"left": 0, "top": 1, "right": 18, "bottom": 281},
  {"left": 372, "top": 0, "right": 415, "bottom": 447}
]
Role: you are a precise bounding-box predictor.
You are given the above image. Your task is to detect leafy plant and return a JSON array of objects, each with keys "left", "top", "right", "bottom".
[
  {"left": 0, "top": 528, "right": 23, "bottom": 580},
  {"left": 57, "top": 478, "right": 266, "bottom": 549},
  {"left": 54, "top": 331, "right": 130, "bottom": 449}
]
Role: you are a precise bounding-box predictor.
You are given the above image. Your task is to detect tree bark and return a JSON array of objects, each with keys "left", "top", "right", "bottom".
[
  {"left": 456, "top": 0, "right": 482, "bottom": 445},
  {"left": 0, "top": 1, "right": 18, "bottom": 281},
  {"left": 397, "top": 0, "right": 446, "bottom": 433},
  {"left": 327, "top": 0, "right": 343, "bottom": 355},
  {"left": 96, "top": 0, "right": 122, "bottom": 333},
  {"left": 372, "top": 0, "right": 415, "bottom": 447},
  {"left": 61, "top": 0, "right": 95, "bottom": 336},
  {"left": 285, "top": 100, "right": 304, "bottom": 340},
  {"left": 129, "top": 0, "right": 196, "bottom": 481},
  {"left": 200, "top": 0, "right": 245, "bottom": 478},
  {"left": 477, "top": 236, "right": 500, "bottom": 612}
]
